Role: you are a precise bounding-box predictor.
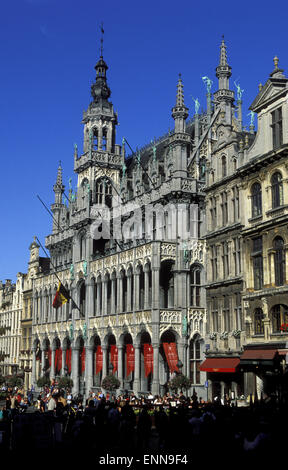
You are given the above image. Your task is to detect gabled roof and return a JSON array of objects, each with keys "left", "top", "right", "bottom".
[{"left": 250, "top": 73, "right": 288, "bottom": 113}]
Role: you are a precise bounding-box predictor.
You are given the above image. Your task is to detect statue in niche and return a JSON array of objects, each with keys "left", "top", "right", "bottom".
[
  {"left": 182, "top": 315, "right": 188, "bottom": 336},
  {"left": 69, "top": 323, "right": 74, "bottom": 341},
  {"left": 83, "top": 322, "right": 87, "bottom": 340}
]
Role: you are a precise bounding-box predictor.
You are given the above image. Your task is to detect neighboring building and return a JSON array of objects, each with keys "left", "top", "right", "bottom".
[{"left": 0, "top": 276, "right": 23, "bottom": 377}]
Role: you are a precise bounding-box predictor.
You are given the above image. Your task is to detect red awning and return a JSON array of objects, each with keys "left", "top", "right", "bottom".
[
  {"left": 240, "top": 349, "right": 277, "bottom": 361},
  {"left": 200, "top": 358, "right": 240, "bottom": 373}
]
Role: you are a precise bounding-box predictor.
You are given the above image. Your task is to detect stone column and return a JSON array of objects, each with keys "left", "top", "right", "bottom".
[
  {"left": 134, "top": 344, "right": 141, "bottom": 395},
  {"left": 102, "top": 345, "right": 108, "bottom": 377},
  {"left": 86, "top": 280, "right": 93, "bottom": 318},
  {"left": 127, "top": 274, "right": 132, "bottom": 312},
  {"left": 152, "top": 267, "right": 160, "bottom": 310},
  {"left": 85, "top": 345, "right": 94, "bottom": 397},
  {"left": 144, "top": 268, "right": 150, "bottom": 309},
  {"left": 118, "top": 345, "right": 124, "bottom": 389},
  {"left": 72, "top": 346, "right": 80, "bottom": 395},
  {"left": 41, "top": 349, "right": 45, "bottom": 375},
  {"left": 220, "top": 381, "right": 225, "bottom": 401},
  {"left": 208, "top": 379, "right": 213, "bottom": 401},
  {"left": 61, "top": 347, "right": 66, "bottom": 376},
  {"left": 96, "top": 281, "right": 101, "bottom": 316},
  {"left": 134, "top": 272, "right": 140, "bottom": 311},
  {"left": 111, "top": 277, "right": 116, "bottom": 314},
  {"left": 117, "top": 273, "right": 122, "bottom": 313},
  {"left": 102, "top": 280, "right": 107, "bottom": 316},
  {"left": 51, "top": 346, "right": 56, "bottom": 380},
  {"left": 152, "top": 342, "right": 160, "bottom": 395},
  {"left": 31, "top": 347, "right": 37, "bottom": 387}
]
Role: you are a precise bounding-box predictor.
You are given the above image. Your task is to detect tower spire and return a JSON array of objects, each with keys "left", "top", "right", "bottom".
[
  {"left": 214, "top": 36, "right": 234, "bottom": 125},
  {"left": 220, "top": 35, "right": 228, "bottom": 66},
  {"left": 172, "top": 74, "right": 188, "bottom": 133}
]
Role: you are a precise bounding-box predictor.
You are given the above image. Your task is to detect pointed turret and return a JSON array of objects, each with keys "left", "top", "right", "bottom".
[
  {"left": 51, "top": 162, "right": 65, "bottom": 233},
  {"left": 171, "top": 74, "right": 189, "bottom": 133},
  {"left": 214, "top": 36, "right": 234, "bottom": 124},
  {"left": 53, "top": 161, "right": 65, "bottom": 205}
]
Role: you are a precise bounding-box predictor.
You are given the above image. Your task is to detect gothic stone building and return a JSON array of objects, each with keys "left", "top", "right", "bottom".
[
  {"left": 27, "top": 39, "right": 288, "bottom": 400},
  {"left": 30, "top": 51, "right": 207, "bottom": 398}
]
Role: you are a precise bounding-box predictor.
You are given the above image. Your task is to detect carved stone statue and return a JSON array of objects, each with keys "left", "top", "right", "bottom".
[
  {"left": 182, "top": 315, "right": 188, "bottom": 336},
  {"left": 202, "top": 76, "right": 213, "bottom": 93}
]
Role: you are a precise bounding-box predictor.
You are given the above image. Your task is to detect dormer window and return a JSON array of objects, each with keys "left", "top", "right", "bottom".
[{"left": 271, "top": 107, "right": 283, "bottom": 149}]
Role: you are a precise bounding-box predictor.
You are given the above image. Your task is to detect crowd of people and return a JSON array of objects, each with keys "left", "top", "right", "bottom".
[{"left": 0, "top": 384, "right": 286, "bottom": 464}]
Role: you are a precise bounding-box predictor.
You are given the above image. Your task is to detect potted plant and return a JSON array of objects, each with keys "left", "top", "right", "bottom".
[
  {"left": 101, "top": 375, "right": 120, "bottom": 392},
  {"left": 36, "top": 375, "right": 51, "bottom": 389},
  {"left": 167, "top": 373, "right": 191, "bottom": 394},
  {"left": 57, "top": 376, "right": 74, "bottom": 389}
]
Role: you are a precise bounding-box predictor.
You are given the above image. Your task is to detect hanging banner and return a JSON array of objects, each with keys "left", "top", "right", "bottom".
[
  {"left": 126, "top": 344, "right": 135, "bottom": 376},
  {"left": 163, "top": 342, "right": 179, "bottom": 373},
  {"left": 66, "top": 347, "right": 72, "bottom": 374},
  {"left": 96, "top": 345, "right": 103, "bottom": 375},
  {"left": 80, "top": 347, "right": 86, "bottom": 373},
  {"left": 54, "top": 348, "right": 62, "bottom": 374},
  {"left": 143, "top": 343, "right": 153, "bottom": 377},
  {"left": 110, "top": 345, "right": 118, "bottom": 373}
]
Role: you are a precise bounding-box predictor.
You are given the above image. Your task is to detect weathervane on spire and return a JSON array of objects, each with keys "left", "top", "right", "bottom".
[{"left": 100, "top": 22, "right": 104, "bottom": 56}]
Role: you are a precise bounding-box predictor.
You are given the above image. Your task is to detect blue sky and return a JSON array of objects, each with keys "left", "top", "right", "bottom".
[{"left": 0, "top": 0, "right": 287, "bottom": 282}]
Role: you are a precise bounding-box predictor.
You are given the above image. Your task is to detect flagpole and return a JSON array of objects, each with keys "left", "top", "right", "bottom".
[{"left": 35, "top": 236, "right": 82, "bottom": 315}]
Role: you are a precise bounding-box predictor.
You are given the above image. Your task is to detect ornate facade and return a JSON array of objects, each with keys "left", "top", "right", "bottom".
[
  {"left": 29, "top": 51, "right": 207, "bottom": 398},
  {"left": 3, "top": 39, "right": 288, "bottom": 401}
]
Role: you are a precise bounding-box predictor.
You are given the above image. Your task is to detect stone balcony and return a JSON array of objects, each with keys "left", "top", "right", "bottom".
[{"left": 74, "top": 150, "right": 123, "bottom": 172}]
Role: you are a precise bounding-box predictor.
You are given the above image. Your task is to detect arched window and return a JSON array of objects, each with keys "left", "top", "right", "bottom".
[
  {"left": 254, "top": 308, "right": 264, "bottom": 335},
  {"left": 271, "top": 172, "right": 283, "bottom": 208},
  {"left": 189, "top": 337, "right": 201, "bottom": 384},
  {"left": 190, "top": 265, "right": 201, "bottom": 306},
  {"left": 274, "top": 237, "right": 285, "bottom": 286},
  {"left": 95, "top": 177, "right": 112, "bottom": 208},
  {"left": 251, "top": 182, "right": 262, "bottom": 217},
  {"left": 222, "top": 155, "right": 227, "bottom": 177}
]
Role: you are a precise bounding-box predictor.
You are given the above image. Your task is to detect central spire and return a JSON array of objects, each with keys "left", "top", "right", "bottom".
[{"left": 216, "top": 35, "right": 232, "bottom": 89}]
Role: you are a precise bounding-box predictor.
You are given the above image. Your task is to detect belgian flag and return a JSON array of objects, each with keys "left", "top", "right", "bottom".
[{"left": 52, "top": 282, "right": 70, "bottom": 309}]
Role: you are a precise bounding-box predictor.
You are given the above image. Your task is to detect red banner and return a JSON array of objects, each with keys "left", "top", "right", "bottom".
[
  {"left": 80, "top": 347, "right": 86, "bottom": 373},
  {"left": 55, "top": 348, "right": 62, "bottom": 374},
  {"left": 110, "top": 345, "right": 118, "bottom": 373},
  {"left": 126, "top": 344, "right": 135, "bottom": 376},
  {"left": 66, "top": 348, "right": 72, "bottom": 374},
  {"left": 96, "top": 345, "right": 103, "bottom": 375},
  {"left": 163, "top": 342, "right": 179, "bottom": 373},
  {"left": 143, "top": 343, "right": 153, "bottom": 377}
]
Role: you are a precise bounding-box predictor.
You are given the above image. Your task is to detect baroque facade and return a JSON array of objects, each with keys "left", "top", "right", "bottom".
[{"left": 2, "top": 38, "right": 288, "bottom": 400}]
